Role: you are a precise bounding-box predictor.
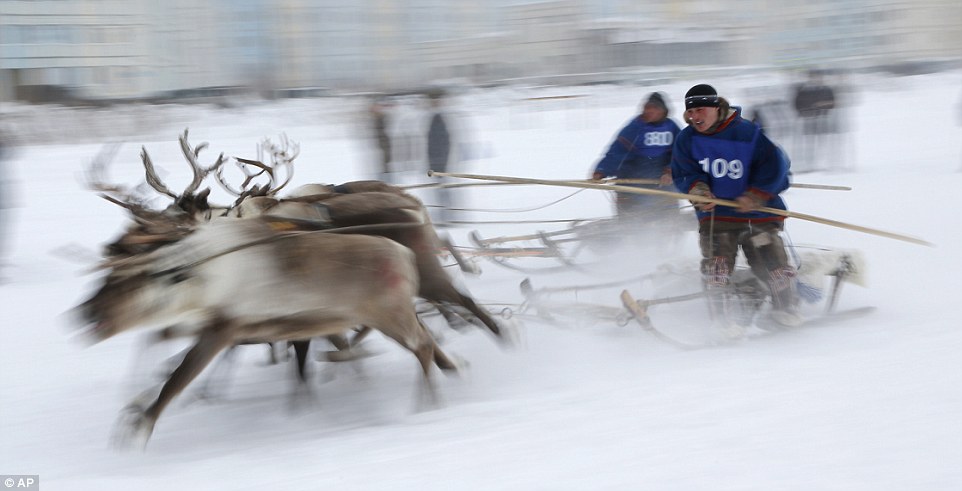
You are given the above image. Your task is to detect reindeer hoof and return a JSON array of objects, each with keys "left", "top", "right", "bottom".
[
  {"left": 110, "top": 405, "right": 156, "bottom": 451},
  {"left": 496, "top": 319, "right": 523, "bottom": 349},
  {"left": 415, "top": 382, "right": 443, "bottom": 413},
  {"left": 439, "top": 353, "right": 468, "bottom": 375}
]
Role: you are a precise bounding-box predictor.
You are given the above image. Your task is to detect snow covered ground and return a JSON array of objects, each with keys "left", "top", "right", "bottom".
[{"left": 2, "top": 71, "right": 961, "bottom": 490}]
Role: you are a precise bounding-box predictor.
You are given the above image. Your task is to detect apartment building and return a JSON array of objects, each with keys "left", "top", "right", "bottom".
[
  {"left": 0, "top": 0, "right": 149, "bottom": 101},
  {"left": 1, "top": 0, "right": 959, "bottom": 102}
]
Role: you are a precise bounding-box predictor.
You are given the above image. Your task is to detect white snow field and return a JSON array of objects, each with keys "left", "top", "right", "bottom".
[{"left": 1, "top": 71, "right": 961, "bottom": 490}]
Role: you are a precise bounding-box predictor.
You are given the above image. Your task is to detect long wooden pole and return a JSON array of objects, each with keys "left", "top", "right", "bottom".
[
  {"left": 604, "top": 178, "right": 852, "bottom": 191},
  {"left": 427, "top": 170, "right": 933, "bottom": 247},
  {"left": 405, "top": 178, "right": 851, "bottom": 191}
]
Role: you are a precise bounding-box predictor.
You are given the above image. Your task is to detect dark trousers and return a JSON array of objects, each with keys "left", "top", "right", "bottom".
[{"left": 698, "top": 219, "right": 796, "bottom": 310}]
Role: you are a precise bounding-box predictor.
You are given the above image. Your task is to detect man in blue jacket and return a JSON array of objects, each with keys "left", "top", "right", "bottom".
[
  {"left": 671, "top": 84, "right": 801, "bottom": 331},
  {"left": 592, "top": 92, "right": 681, "bottom": 224}
]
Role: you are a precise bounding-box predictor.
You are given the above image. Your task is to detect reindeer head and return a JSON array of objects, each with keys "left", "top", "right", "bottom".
[
  {"left": 142, "top": 129, "right": 228, "bottom": 221},
  {"left": 75, "top": 219, "right": 253, "bottom": 342},
  {"left": 86, "top": 130, "right": 241, "bottom": 257},
  {"left": 75, "top": 260, "right": 156, "bottom": 342}
]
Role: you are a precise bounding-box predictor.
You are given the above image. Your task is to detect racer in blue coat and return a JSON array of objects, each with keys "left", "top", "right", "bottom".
[
  {"left": 671, "top": 84, "right": 801, "bottom": 329},
  {"left": 592, "top": 92, "right": 681, "bottom": 222}
]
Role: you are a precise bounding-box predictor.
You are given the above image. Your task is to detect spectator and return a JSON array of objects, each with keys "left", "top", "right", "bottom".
[
  {"left": 426, "top": 89, "right": 455, "bottom": 225},
  {"left": 368, "top": 97, "right": 394, "bottom": 183},
  {"left": 0, "top": 123, "right": 10, "bottom": 281},
  {"left": 792, "top": 70, "right": 836, "bottom": 172}
]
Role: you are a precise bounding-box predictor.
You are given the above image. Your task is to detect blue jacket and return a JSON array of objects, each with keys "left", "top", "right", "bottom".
[
  {"left": 594, "top": 117, "right": 681, "bottom": 179},
  {"left": 671, "top": 107, "right": 791, "bottom": 223}
]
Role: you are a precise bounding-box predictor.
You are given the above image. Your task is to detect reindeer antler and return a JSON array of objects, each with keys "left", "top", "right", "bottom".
[
  {"left": 178, "top": 129, "right": 227, "bottom": 196},
  {"left": 138, "top": 128, "right": 227, "bottom": 201},
  {"left": 141, "top": 146, "right": 178, "bottom": 199},
  {"left": 216, "top": 134, "right": 298, "bottom": 199},
  {"left": 84, "top": 142, "right": 123, "bottom": 194},
  {"left": 84, "top": 142, "right": 154, "bottom": 215},
  {"left": 261, "top": 134, "right": 298, "bottom": 195}
]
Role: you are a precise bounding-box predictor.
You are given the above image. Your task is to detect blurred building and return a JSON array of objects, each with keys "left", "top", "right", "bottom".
[
  {"left": 762, "top": 0, "right": 962, "bottom": 70},
  {"left": 0, "top": 0, "right": 150, "bottom": 101},
  {"left": 1, "top": 0, "right": 960, "bottom": 103}
]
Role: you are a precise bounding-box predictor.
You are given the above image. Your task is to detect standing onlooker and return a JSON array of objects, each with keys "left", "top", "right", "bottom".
[
  {"left": 368, "top": 96, "right": 394, "bottom": 183},
  {"left": 747, "top": 85, "right": 795, "bottom": 145},
  {"left": 388, "top": 96, "right": 425, "bottom": 181},
  {"left": 671, "top": 84, "right": 801, "bottom": 334},
  {"left": 830, "top": 71, "right": 858, "bottom": 172},
  {"left": 0, "top": 122, "right": 10, "bottom": 282},
  {"left": 958, "top": 84, "right": 962, "bottom": 171},
  {"left": 591, "top": 92, "right": 682, "bottom": 229},
  {"left": 792, "top": 70, "right": 836, "bottom": 172},
  {"left": 426, "top": 88, "right": 455, "bottom": 225}
]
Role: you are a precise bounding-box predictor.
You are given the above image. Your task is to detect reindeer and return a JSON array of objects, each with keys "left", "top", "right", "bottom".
[
  {"left": 84, "top": 133, "right": 355, "bottom": 381},
  {"left": 95, "top": 131, "right": 501, "bottom": 339},
  {"left": 75, "top": 217, "right": 459, "bottom": 446},
  {"left": 86, "top": 130, "right": 506, "bottom": 384},
  {"left": 232, "top": 189, "right": 502, "bottom": 331},
  {"left": 211, "top": 142, "right": 503, "bottom": 340}
]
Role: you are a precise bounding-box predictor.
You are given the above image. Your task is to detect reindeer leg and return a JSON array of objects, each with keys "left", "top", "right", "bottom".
[
  {"left": 319, "top": 327, "right": 376, "bottom": 364},
  {"left": 266, "top": 342, "right": 285, "bottom": 364},
  {"left": 349, "top": 325, "right": 373, "bottom": 346},
  {"left": 452, "top": 294, "right": 523, "bottom": 348},
  {"left": 412, "top": 337, "right": 440, "bottom": 411},
  {"left": 288, "top": 339, "right": 322, "bottom": 412},
  {"left": 374, "top": 313, "right": 442, "bottom": 411},
  {"left": 291, "top": 339, "right": 311, "bottom": 383},
  {"left": 326, "top": 334, "right": 350, "bottom": 351},
  {"left": 454, "top": 292, "right": 503, "bottom": 338},
  {"left": 416, "top": 317, "right": 461, "bottom": 373},
  {"left": 192, "top": 344, "right": 239, "bottom": 401},
  {"left": 431, "top": 338, "right": 461, "bottom": 373},
  {"left": 314, "top": 329, "right": 371, "bottom": 385},
  {"left": 433, "top": 303, "right": 472, "bottom": 332},
  {"left": 113, "top": 326, "right": 233, "bottom": 450},
  {"left": 424, "top": 284, "right": 503, "bottom": 339}
]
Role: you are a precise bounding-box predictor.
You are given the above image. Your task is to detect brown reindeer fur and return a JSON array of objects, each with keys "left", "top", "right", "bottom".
[{"left": 78, "top": 218, "right": 456, "bottom": 445}]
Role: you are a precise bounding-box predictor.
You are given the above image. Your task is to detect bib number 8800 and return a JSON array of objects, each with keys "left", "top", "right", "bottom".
[
  {"left": 644, "top": 131, "right": 674, "bottom": 146},
  {"left": 699, "top": 157, "right": 743, "bottom": 179}
]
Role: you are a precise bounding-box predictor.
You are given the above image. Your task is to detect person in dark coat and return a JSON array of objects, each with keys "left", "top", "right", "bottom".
[
  {"left": 0, "top": 124, "right": 9, "bottom": 281},
  {"left": 672, "top": 84, "right": 801, "bottom": 332},
  {"left": 793, "top": 70, "right": 836, "bottom": 172},
  {"left": 369, "top": 97, "right": 394, "bottom": 182},
  {"left": 426, "top": 89, "right": 455, "bottom": 224}
]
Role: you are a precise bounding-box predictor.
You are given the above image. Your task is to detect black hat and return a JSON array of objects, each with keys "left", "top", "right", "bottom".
[
  {"left": 685, "top": 84, "right": 719, "bottom": 110},
  {"left": 645, "top": 92, "right": 668, "bottom": 111}
]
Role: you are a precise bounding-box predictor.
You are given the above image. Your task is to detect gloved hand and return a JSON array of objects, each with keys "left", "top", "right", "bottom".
[
  {"left": 734, "top": 189, "right": 768, "bottom": 212},
  {"left": 658, "top": 170, "right": 673, "bottom": 187},
  {"left": 591, "top": 171, "right": 606, "bottom": 181},
  {"left": 688, "top": 182, "right": 716, "bottom": 211}
]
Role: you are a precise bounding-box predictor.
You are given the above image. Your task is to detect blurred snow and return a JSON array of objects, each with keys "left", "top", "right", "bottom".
[{"left": 1, "top": 71, "right": 961, "bottom": 490}]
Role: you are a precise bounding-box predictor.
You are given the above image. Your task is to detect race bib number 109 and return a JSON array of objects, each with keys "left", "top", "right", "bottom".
[{"left": 699, "top": 157, "right": 743, "bottom": 179}]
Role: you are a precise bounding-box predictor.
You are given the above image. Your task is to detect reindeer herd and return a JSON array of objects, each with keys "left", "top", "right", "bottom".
[{"left": 72, "top": 130, "right": 509, "bottom": 447}]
